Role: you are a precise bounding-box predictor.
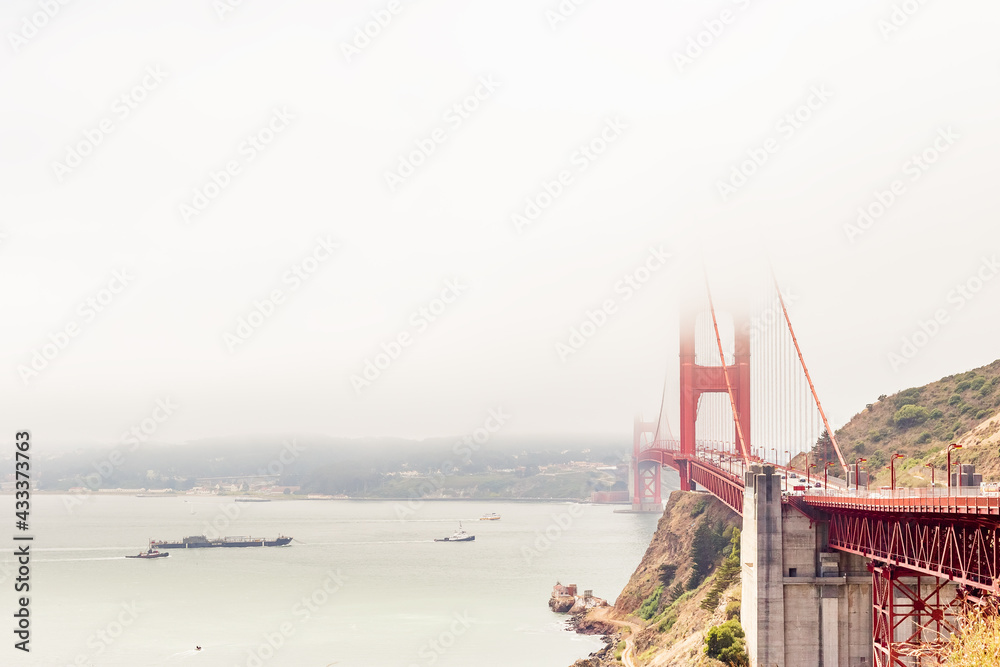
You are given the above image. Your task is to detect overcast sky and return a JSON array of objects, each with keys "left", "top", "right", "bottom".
[{"left": 1, "top": 0, "right": 998, "bottom": 447}]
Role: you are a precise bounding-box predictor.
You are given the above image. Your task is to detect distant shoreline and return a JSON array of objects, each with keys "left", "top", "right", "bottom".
[{"left": 12, "top": 492, "right": 593, "bottom": 503}]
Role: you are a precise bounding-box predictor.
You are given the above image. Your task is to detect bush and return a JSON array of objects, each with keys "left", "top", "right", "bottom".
[
  {"left": 894, "top": 404, "right": 931, "bottom": 428},
  {"left": 976, "top": 409, "right": 990, "bottom": 420},
  {"left": 894, "top": 387, "right": 922, "bottom": 408},
  {"left": 957, "top": 380, "right": 973, "bottom": 392},
  {"left": 725, "top": 600, "right": 740, "bottom": 620},
  {"left": 916, "top": 432, "right": 932, "bottom": 444},
  {"left": 690, "top": 497, "right": 708, "bottom": 517},
  {"left": 949, "top": 394, "right": 962, "bottom": 406},
  {"left": 638, "top": 586, "right": 663, "bottom": 620},
  {"left": 704, "top": 619, "right": 749, "bottom": 666},
  {"left": 930, "top": 408, "right": 944, "bottom": 419},
  {"left": 971, "top": 377, "right": 986, "bottom": 391}
]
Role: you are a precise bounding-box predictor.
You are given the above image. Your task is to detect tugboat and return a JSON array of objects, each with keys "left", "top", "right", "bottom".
[
  {"left": 434, "top": 522, "right": 475, "bottom": 542},
  {"left": 126, "top": 547, "right": 170, "bottom": 559}
]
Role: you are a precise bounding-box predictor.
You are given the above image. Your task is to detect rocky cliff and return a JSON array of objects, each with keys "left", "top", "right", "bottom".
[{"left": 567, "top": 491, "right": 743, "bottom": 666}]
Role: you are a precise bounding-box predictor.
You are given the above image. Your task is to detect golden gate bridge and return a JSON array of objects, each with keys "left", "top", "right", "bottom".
[{"left": 628, "top": 273, "right": 1000, "bottom": 667}]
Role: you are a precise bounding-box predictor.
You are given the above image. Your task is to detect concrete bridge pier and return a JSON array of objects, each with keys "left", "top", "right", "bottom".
[{"left": 741, "top": 464, "right": 873, "bottom": 667}]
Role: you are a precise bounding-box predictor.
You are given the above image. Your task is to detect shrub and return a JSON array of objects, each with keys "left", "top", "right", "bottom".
[
  {"left": 894, "top": 387, "right": 922, "bottom": 408},
  {"left": 930, "top": 408, "right": 944, "bottom": 419},
  {"left": 690, "top": 496, "right": 708, "bottom": 517},
  {"left": 949, "top": 394, "right": 962, "bottom": 406},
  {"left": 725, "top": 600, "right": 740, "bottom": 620},
  {"left": 916, "top": 432, "right": 932, "bottom": 444},
  {"left": 638, "top": 586, "right": 663, "bottom": 620},
  {"left": 957, "top": 380, "right": 973, "bottom": 392},
  {"left": 971, "top": 377, "right": 986, "bottom": 390},
  {"left": 894, "top": 404, "right": 931, "bottom": 428},
  {"left": 961, "top": 404, "right": 974, "bottom": 415},
  {"left": 976, "top": 409, "right": 990, "bottom": 420},
  {"left": 704, "top": 619, "right": 749, "bottom": 666}
]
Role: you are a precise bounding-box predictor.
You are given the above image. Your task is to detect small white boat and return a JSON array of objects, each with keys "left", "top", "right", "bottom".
[{"left": 479, "top": 512, "right": 501, "bottom": 521}]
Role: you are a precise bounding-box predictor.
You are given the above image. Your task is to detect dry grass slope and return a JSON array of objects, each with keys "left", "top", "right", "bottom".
[{"left": 805, "top": 359, "right": 1000, "bottom": 487}]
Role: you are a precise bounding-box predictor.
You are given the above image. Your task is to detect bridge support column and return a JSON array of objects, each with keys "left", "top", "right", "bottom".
[
  {"left": 742, "top": 465, "right": 873, "bottom": 666},
  {"left": 742, "top": 465, "right": 786, "bottom": 667}
]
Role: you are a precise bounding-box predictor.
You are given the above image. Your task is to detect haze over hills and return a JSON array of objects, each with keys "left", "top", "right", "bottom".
[{"left": 18, "top": 435, "right": 629, "bottom": 499}]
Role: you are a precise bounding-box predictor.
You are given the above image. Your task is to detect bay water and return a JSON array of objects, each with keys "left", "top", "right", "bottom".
[{"left": 2, "top": 495, "right": 658, "bottom": 666}]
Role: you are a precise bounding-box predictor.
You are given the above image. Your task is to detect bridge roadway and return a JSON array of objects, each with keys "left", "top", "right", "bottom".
[{"left": 642, "top": 444, "right": 1000, "bottom": 595}]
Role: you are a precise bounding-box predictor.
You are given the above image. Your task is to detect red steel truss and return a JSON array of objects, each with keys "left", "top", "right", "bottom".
[
  {"left": 689, "top": 459, "right": 744, "bottom": 515},
  {"left": 870, "top": 563, "right": 958, "bottom": 667},
  {"left": 827, "top": 511, "right": 1000, "bottom": 593}
]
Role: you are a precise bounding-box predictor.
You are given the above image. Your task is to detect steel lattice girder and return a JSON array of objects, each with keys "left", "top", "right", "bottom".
[
  {"left": 689, "top": 461, "right": 743, "bottom": 516},
  {"left": 870, "top": 563, "right": 958, "bottom": 667},
  {"left": 828, "top": 511, "right": 1000, "bottom": 593}
]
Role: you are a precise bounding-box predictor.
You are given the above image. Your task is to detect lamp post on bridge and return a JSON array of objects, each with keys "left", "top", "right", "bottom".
[
  {"left": 770, "top": 447, "right": 776, "bottom": 464},
  {"left": 924, "top": 462, "right": 935, "bottom": 488},
  {"left": 855, "top": 457, "right": 867, "bottom": 492},
  {"left": 890, "top": 453, "right": 904, "bottom": 491},
  {"left": 947, "top": 443, "right": 962, "bottom": 493},
  {"left": 785, "top": 450, "right": 790, "bottom": 470},
  {"left": 825, "top": 461, "right": 836, "bottom": 492},
  {"left": 808, "top": 463, "right": 816, "bottom": 485}
]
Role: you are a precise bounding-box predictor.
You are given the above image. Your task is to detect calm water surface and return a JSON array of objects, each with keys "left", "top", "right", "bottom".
[{"left": 1, "top": 495, "right": 658, "bottom": 666}]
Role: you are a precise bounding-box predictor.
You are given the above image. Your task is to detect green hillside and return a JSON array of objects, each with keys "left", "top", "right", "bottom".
[{"left": 806, "top": 359, "right": 1000, "bottom": 488}]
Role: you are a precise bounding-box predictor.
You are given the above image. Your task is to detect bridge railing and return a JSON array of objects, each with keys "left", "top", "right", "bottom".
[{"left": 798, "top": 484, "right": 1000, "bottom": 515}]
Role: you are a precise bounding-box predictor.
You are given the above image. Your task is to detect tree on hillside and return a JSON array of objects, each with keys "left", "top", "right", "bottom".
[{"left": 815, "top": 428, "right": 832, "bottom": 464}]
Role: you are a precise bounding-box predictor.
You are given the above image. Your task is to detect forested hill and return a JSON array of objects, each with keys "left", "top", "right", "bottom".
[{"left": 807, "top": 359, "right": 1000, "bottom": 487}]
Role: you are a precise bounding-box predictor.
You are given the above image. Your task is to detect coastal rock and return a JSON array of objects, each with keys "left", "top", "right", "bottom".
[{"left": 549, "top": 596, "right": 575, "bottom": 613}]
